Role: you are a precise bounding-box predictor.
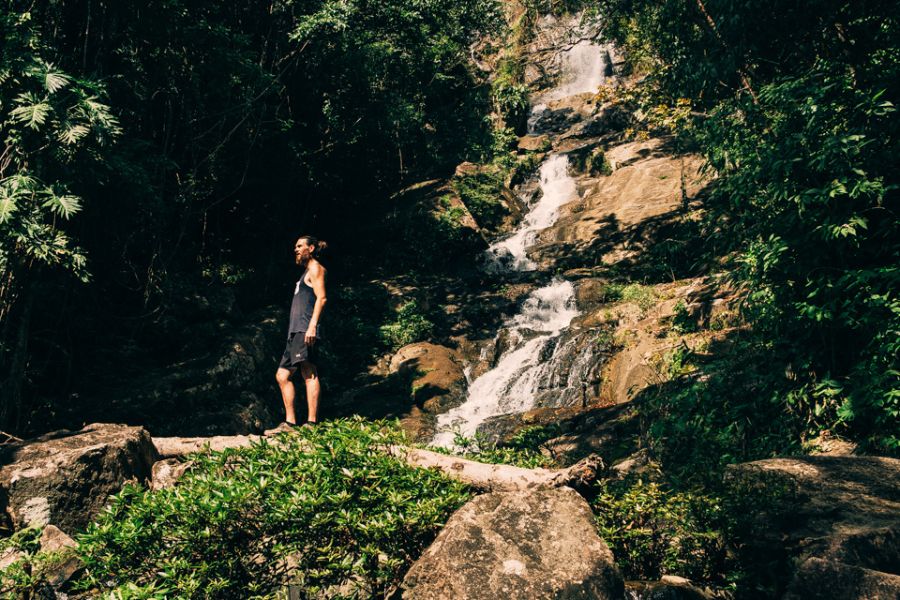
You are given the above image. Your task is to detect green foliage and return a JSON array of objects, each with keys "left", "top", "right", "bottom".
[
  {"left": 379, "top": 301, "right": 435, "bottom": 351},
  {"left": 436, "top": 424, "right": 561, "bottom": 469},
  {"left": 620, "top": 283, "right": 657, "bottom": 312},
  {"left": 0, "top": 528, "right": 75, "bottom": 598},
  {"left": 671, "top": 300, "right": 698, "bottom": 334},
  {"left": 599, "top": 0, "right": 900, "bottom": 452},
  {"left": 641, "top": 339, "right": 806, "bottom": 484},
  {"left": 452, "top": 170, "right": 509, "bottom": 231},
  {"left": 593, "top": 478, "right": 727, "bottom": 582},
  {"left": 0, "top": 13, "right": 120, "bottom": 285},
  {"left": 0, "top": 0, "right": 505, "bottom": 433},
  {"left": 74, "top": 418, "right": 471, "bottom": 598},
  {"left": 588, "top": 148, "right": 613, "bottom": 177}
]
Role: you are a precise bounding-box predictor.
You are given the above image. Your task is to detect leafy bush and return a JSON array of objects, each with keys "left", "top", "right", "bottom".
[
  {"left": 74, "top": 419, "right": 471, "bottom": 599},
  {"left": 593, "top": 478, "right": 727, "bottom": 582},
  {"left": 641, "top": 339, "right": 806, "bottom": 483},
  {"left": 671, "top": 300, "right": 698, "bottom": 334},
  {"left": 598, "top": 0, "right": 900, "bottom": 453},
  {"left": 621, "top": 283, "right": 658, "bottom": 312},
  {"left": 588, "top": 148, "right": 613, "bottom": 176},
  {"left": 452, "top": 170, "right": 509, "bottom": 232},
  {"left": 379, "top": 301, "right": 435, "bottom": 350},
  {"left": 435, "top": 424, "right": 562, "bottom": 469},
  {"left": 0, "top": 528, "right": 78, "bottom": 598}
]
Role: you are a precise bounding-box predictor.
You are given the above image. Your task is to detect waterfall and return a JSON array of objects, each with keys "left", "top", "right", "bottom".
[
  {"left": 485, "top": 154, "right": 576, "bottom": 272},
  {"left": 528, "top": 38, "right": 611, "bottom": 133},
  {"left": 430, "top": 33, "right": 606, "bottom": 450},
  {"left": 542, "top": 39, "right": 609, "bottom": 102},
  {"left": 431, "top": 279, "right": 579, "bottom": 447}
]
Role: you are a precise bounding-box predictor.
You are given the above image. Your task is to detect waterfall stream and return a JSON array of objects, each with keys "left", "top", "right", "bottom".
[{"left": 432, "top": 38, "right": 607, "bottom": 449}]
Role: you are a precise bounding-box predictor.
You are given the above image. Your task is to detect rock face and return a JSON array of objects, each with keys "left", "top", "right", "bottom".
[
  {"left": 389, "top": 342, "right": 469, "bottom": 440},
  {"left": 399, "top": 487, "right": 623, "bottom": 599},
  {"left": 727, "top": 455, "right": 900, "bottom": 598},
  {"left": 0, "top": 423, "right": 157, "bottom": 532},
  {"left": 39, "top": 524, "right": 83, "bottom": 587}
]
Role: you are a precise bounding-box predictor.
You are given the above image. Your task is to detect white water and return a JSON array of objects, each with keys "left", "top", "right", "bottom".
[
  {"left": 528, "top": 39, "right": 610, "bottom": 133},
  {"left": 485, "top": 154, "right": 577, "bottom": 272},
  {"left": 432, "top": 279, "right": 579, "bottom": 447},
  {"left": 430, "top": 29, "right": 605, "bottom": 449},
  {"left": 542, "top": 39, "right": 609, "bottom": 102}
]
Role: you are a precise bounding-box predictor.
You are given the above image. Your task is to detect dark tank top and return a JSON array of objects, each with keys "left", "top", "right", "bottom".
[{"left": 288, "top": 270, "right": 318, "bottom": 335}]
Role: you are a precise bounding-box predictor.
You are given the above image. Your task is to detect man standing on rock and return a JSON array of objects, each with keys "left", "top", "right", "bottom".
[{"left": 271, "top": 235, "right": 328, "bottom": 431}]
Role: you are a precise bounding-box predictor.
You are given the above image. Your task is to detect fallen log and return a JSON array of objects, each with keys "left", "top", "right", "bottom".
[
  {"left": 151, "top": 434, "right": 604, "bottom": 493},
  {"left": 389, "top": 446, "right": 604, "bottom": 493},
  {"left": 153, "top": 435, "right": 261, "bottom": 458}
]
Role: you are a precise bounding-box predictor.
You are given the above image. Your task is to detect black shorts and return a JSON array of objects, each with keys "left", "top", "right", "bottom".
[{"left": 278, "top": 332, "right": 318, "bottom": 370}]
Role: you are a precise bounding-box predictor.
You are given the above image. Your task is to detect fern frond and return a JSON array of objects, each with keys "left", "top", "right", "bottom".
[{"left": 10, "top": 93, "right": 52, "bottom": 129}]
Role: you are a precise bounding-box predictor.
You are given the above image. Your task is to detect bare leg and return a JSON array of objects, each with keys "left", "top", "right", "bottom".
[
  {"left": 299, "top": 361, "right": 320, "bottom": 423},
  {"left": 275, "top": 367, "right": 298, "bottom": 424}
]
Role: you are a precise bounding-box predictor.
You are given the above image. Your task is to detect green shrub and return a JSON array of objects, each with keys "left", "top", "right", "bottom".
[
  {"left": 435, "top": 424, "right": 562, "bottom": 469},
  {"left": 379, "top": 300, "right": 435, "bottom": 350},
  {"left": 588, "top": 148, "right": 613, "bottom": 176},
  {"left": 593, "top": 478, "right": 727, "bottom": 582},
  {"left": 621, "top": 283, "right": 658, "bottom": 312},
  {"left": 671, "top": 300, "right": 698, "bottom": 334},
  {"left": 74, "top": 418, "right": 471, "bottom": 599},
  {"left": 452, "top": 171, "right": 509, "bottom": 232}
]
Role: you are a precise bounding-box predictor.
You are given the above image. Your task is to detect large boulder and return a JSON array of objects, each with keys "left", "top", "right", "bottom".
[
  {"left": 399, "top": 487, "right": 623, "bottom": 599},
  {"left": 726, "top": 455, "right": 900, "bottom": 598},
  {"left": 784, "top": 557, "right": 900, "bottom": 600},
  {"left": 0, "top": 423, "right": 157, "bottom": 532},
  {"left": 389, "top": 342, "right": 468, "bottom": 440}
]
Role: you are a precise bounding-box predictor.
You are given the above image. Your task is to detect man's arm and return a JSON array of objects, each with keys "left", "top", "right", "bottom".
[{"left": 305, "top": 262, "right": 327, "bottom": 345}]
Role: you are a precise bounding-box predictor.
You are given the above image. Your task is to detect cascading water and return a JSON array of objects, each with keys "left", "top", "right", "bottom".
[
  {"left": 431, "top": 30, "right": 608, "bottom": 449},
  {"left": 541, "top": 39, "right": 609, "bottom": 102},
  {"left": 528, "top": 37, "right": 612, "bottom": 133},
  {"left": 485, "top": 154, "right": 576, "bottom": 272},
  {"left": 431, "top": 278, "right": 579, "bottom": 447}
]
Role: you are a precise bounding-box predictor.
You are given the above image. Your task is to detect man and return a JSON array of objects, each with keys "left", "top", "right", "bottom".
[{"left": 271, "top": 235, "right": 327, "bottom": 431}]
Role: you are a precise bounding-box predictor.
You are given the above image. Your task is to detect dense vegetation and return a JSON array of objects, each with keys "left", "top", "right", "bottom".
[
  {"left": 1, "top": 419, "right": 471, "bottom": 598},
  {"left": 594, "top": 0, "right": 900, "bottom": 454},
  {"left": 0, "top": 0, "right": 502, "bottom": 433}
]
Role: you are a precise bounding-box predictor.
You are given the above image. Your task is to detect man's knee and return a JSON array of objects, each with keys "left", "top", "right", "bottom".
[
  {"left": 299, "top": 361, "right": 318, "bottom": 380},
  {"left": 275, "top": 368, "right": 294, "bottom": 385}
]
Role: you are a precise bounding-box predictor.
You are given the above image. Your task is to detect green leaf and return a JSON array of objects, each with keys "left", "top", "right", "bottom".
[
  {"left": 42, "top": 193, "right": 82, "bottom": 218},
  {"left": 10, "top": 93, "right": 52, "bottom": 129},
  {"left": 44, "top": 67, "right": 70, "bottom": 93}
]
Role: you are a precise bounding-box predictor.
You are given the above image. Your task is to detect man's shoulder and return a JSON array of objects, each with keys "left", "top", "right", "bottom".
[{"left": 308, "top": 259, "right": 327, "bottom": 274}]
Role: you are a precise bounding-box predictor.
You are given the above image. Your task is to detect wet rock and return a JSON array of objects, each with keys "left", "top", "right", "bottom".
[
  {"left": 0, "top": 547, "right": 24, "bottom": 571},
  {"left": 611, "top": 449, "right": 659, "bottom": 480},
  {"left": 625, "top": 577, "right": 712, "bottom": 600},
  {"left": 455, "top": 161, "right": 488, "bottom": 177},
  {"left": 399, "top": 487, "right": 623, "bottom": 599},
  {"left": 529, "top": 106, "right": 582, "bottom": 134},
  {"left": 727, "top": 455, "right": 900, "bottom": 595},
  {"left": 567, "top": 104, "right": 632, "bottom": 139},
  {"left": 575, "top": 278, "right": 613, "bottom": 310},
  {"left": 477, "top": 402, "right": 639, "bottom": 468},
  {"left": 91, "top": 306, "right": 284, "bottom": 436},
  {"left": 0, "top": 423, "right": 158, "bottom": 532}
]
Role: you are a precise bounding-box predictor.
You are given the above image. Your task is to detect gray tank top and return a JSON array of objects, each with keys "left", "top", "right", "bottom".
[{"left": 288, "top": 270, "right": 318, "bottom": 335}]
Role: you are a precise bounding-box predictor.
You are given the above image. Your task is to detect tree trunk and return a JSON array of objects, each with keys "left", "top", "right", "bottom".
[{"left": 151, "top": 434, "right": 605, "bottom": 493}]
